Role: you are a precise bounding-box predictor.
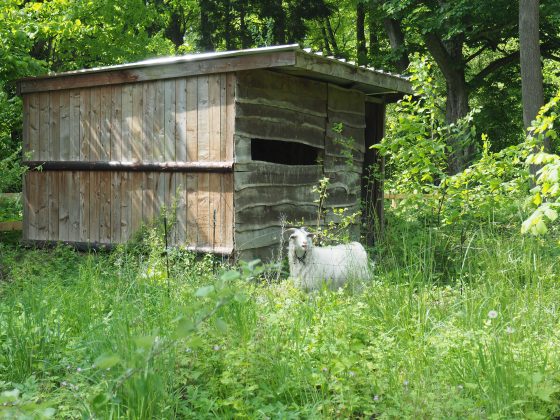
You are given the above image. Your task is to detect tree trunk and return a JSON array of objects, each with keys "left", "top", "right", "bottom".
[
  {"left": 424, "top": 33, "right": 473, "bottom": 173},
  {"left": 323, "top": 17, "right": 340, "bottom": 56},
  {"left": 199, "top": 0, "right": 214, "bottom": 51},
  {"left": 165, "top": 11, "right": 183, "bottom": 50},
  {"left": 356, "top": 2, "right": 368, "bottom": 66},
  {"left": 382, "top": 18, "right": 409, "bottom": 72},
  {"left": 519, "top": 1, "right": 545, "bottom": 130},
  {"left": 239, "top": 4, "right": 251, "bottom": 48}
]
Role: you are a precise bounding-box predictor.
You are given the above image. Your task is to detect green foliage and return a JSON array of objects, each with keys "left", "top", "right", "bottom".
[
  {"left": 522, "top": 92, "right": 560, "bottom": 235},
  {"left": 377, "top": 56, "right": 531, "bottom": 233},
  {"left": 2, "top": 224, "right": 560, "bottom": 418}
]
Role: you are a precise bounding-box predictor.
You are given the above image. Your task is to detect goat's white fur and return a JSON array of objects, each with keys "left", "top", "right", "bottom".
[{"left": 286, "top": 227, "right": 369, "bottom": 291}]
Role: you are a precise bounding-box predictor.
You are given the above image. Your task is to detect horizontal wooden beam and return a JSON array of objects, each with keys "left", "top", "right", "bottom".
[
  {"left": 23, "top": 160, "right": 234, "bottom": 173},
  {"left": 0, "top": 221, "right": 22, "bottom": 232},
  {"left": 21, "top": 240, "right": 234, "bottom": 256}
]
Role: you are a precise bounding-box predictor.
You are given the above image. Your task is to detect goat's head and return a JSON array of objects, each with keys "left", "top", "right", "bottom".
[{"left": 286, "top": 227, "right": 315, "bottom": 256}]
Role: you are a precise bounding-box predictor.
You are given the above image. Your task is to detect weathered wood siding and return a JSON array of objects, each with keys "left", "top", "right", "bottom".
[
  {"left": 324, "top": 84, "right": 365, "bottom": 237},
  {"left": 233, "top": 70, "right": 365, "bottom": 260},
  {"left": 22, "top": 74, "right": 235, "bottom": 251},
  {"left": 234, "top": 70, "right": 327, "bottom": 259}
]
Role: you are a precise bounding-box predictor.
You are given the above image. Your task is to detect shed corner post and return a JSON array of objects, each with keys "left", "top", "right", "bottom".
[{"left": 362, "top": 101, "right": 386, "bottom": 247}]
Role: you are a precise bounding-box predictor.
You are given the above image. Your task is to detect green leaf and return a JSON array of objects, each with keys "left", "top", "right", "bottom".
[
  {"left": 216, "top": 318, "right": 228, "bottom": 333},
  {"left": 134, "top": 335, "right": 156, "bottom": 349},
  {"left": 535, "top": 220, "right": 548, "bottom": 235},
  {"left": 195, "top": 285, "right": 215, "bottom": 297},
  {"left": 220, "top": 270, "right": 240, "bottom": 282},
  {"left": 533, "top": 192, "right": 542, "bottom": 206},
  {"left": 94, "top": 353, "right": 121, "bottom": 369},
  {"left": 544, "top": 207, "right": 558, "bottom": 222}
]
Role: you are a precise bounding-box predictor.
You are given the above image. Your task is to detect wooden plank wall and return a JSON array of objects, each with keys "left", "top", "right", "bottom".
[
  {"left": 22, "top": 74, "right": 235, "bottom": 250},
  {"left": 324, "top": 84, "right": 365, "bottom": 232},
  {"left": 234, "top": 71, "right": 366, "bottom": 260},
  {"left": 234, "top": 70, "right": 328, "bottom": 260}
]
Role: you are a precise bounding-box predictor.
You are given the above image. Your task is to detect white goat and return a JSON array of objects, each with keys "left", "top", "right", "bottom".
[{"left": 286, "top": 227, "right": 370, "bottom": 291}]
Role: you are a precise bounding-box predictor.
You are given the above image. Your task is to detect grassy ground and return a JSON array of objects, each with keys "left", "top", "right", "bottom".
[{"left": 1, "top": 222, "right": 560, "bottom": 419}]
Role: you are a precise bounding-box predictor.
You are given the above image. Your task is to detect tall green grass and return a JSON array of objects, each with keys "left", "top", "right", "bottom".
[{"left": 1, "top": 222, "right": 560, "bottom": 418}]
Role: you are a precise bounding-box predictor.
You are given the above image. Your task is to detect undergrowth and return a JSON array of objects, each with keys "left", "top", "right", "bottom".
[{"left": 1, "top": 218, "right": 560, "bottom": 419}]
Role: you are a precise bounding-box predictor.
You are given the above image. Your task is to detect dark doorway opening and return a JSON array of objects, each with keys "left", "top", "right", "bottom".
[{"left": 251, "top": 138, "right": 320, "bottom": 165}]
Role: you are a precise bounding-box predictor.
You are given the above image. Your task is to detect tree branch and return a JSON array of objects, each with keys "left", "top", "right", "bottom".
[
  {"left": 423, "top": 32, "right": 462, "bottom": 82},
  {"left": 468, "top": 51, "right": 520, "bottom": 90}
]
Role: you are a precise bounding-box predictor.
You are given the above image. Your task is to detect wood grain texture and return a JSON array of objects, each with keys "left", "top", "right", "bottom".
[
  {"left": 28, "top": 95, "right": 40, "bottom": 160},
  {"left": 39, "top": 92, "right": 50, "bottom": 160},
  {"left": 80, "top": 89, "right": 91, "bottom": 161},
  {"left": 58, "top": 171, "right": 69, "bottom": 241},
  {"left": 121, "top": 85, "right": 133, "bottom": 161},
  {"left": 164, "top": 79, "right": 176, "bottom": 161},
  {"left": 131, "top": 84, "right": 143, "bottom": 161},
  {"left": 144, "top": 81, "right": 156, "bottom": 161},
  {"left": 186, "top": 77, "right": 198, "bottom": 161},
  {"left": 69, "top": 91, "right": 81, "bottom": 160},
  {"left": 120, "top": 171, "right": 131, "bottom": 241},
  {"left": 48, "top": 92, "right": 59, "bottom": 161},
  {"left": 175, "top": 78, "right": 187, "bottom": 162},
  {"left": 111, "top": 85, "right": 122, "bottom": 161},
  {"left": 186, "top": 173, "right": 198, "bottom": 245},
  {"left": 153, "top": 80, "right": 165, "bottom": 161},
  {"left": 197, "top": 75, "right": 210, "bottom": 161},
  {"left": 68, "top": 171, "right": 80, "bottom": 242},
  {"left": 99, "top": 86, "right": 111, "bottom": 160},
  {"left": 79, "top": 169, "right": 90, "bottom": 241}
]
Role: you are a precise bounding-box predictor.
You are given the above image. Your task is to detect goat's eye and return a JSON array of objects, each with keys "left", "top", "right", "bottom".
[{"left": 290, "top": 234, "right": 296, "bottom": 239}]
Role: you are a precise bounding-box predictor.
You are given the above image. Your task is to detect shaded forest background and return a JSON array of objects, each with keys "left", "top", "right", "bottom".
[{"left": 1, "top": 0, "right": 559, "bottom": 191}]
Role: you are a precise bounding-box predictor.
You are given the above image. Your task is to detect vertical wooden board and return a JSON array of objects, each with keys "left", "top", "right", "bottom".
[
  {"left": 131, "top": 84, "right": 144, "bottom": 161},
  {"left": 223, "top": 173, "right": 234, "bottom": 247},
  {"left": 143, "top": 172, "right": 155, "bottom": 226},
  {"left": 58, "top": 171, "right": 69, "bottom": 241},
  {"left": 36, "top": 170, "right": 49, "bottom": 240},
  {"left": 49, "top": 92, "right": 60, "bottom": 161},
  {"left": 197, "top": 75, "right": 210, "bottom": 161},
  {"left": 186, "top": 77, "right": 198, "bottom": 161},
  {"left": 120, "top": 172, "right": 131, "bottom": 242},
  {"left": 175, "top": 173, "right": 187, "bottom": 245},
  {"left": 27, "top": 172, "right": 38, "bottom": 240},
  {"left": 208, "top": 74, "right": 221, "bottom": 162},
  {"left": 143, "top": 82, "right": 155, "bottom": 161},
  {"left": 68, "top": 171, "right": 80, "bottom": 242},
  {"left": 197, "top": 173, "right": 210, "bottom": 246},
  {"left": 22, "top": 96, "right": 30, "bottom": 156},
  {"left": 110, "top": 172, "right": 121, "bottom": 243},
  {"left": 80, "top": 89, "right": 91, "bottom": 161},
  {"left": 89, "top": 171, "right": 100, "bottom": 243},
  {"left": 164, "top": 172, "right": 177, "bottom": 245},
  {"left": 158, "top": 171, "right": 166, "bottom": 223},
  {"left": 22, "top": 174, "right": 29, "bottom": 240},
  {"left": 89, "top": 88, "right": 101, "bottom": 161},
  {"left": 28, "top": 95, "right": 40, "bottom": 160},
  {"left": 164, "top": 80, "right": 176, "bottom": 161},
  {"left": 99, "top": 87, "right": 111, "bottom": 161},
  {"left": 59, "top": 91, "right": 70, "bottom": 160},
  {"left": 219, "top": 74, "right": 227, "bottom": 161},
  {"left": 48, "top": 172, "right": 59, "bottom": 240},
  {"left": 208, "top": 173, "right": 222, "bottom": 247},
  {"left": 39, "top": 92, "right": 50, "bottom": 160},
  {"left": 175, "top": 78, "right": 187, "bottom": 162},
  {"left": 130, "top": 172, "right": 143, "bottom": 237},
  {"left": 153, "top": 80, "right": 165, "bottom": 161},
  {"left": 79, "top": 170, "right": 90, "bottom": 242},
  {"left": 121, "top": 84, "right": 133, "bottom": 161},
  {"left": 69, "top": 91, "right": 81, "bottom": 160},
  {"left": 226, "top": 73, "right": 235, "bottom": 161},
  {"left": 186, "top": 173, "right": 198, "bottom": 245},
  {"left": 99, "top": 172, "right": 111, "bottom": 243},
  {"left": 111, "top": 85, "right": 122, "bottom": 161}
]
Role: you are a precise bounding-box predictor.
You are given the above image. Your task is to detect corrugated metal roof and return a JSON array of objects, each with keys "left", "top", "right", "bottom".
[{"left": 17, "top": 44, "right": 411, "bottom": 96}]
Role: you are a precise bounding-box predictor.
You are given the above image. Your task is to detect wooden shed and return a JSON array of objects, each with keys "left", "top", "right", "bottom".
[{"left": 17, "top": 45, "right": 411, "bottom": 260}]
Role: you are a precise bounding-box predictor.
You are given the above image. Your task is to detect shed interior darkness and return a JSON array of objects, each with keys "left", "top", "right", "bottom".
[{"left": 250, "top": 138, "right": 321, "bottom": 166}]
